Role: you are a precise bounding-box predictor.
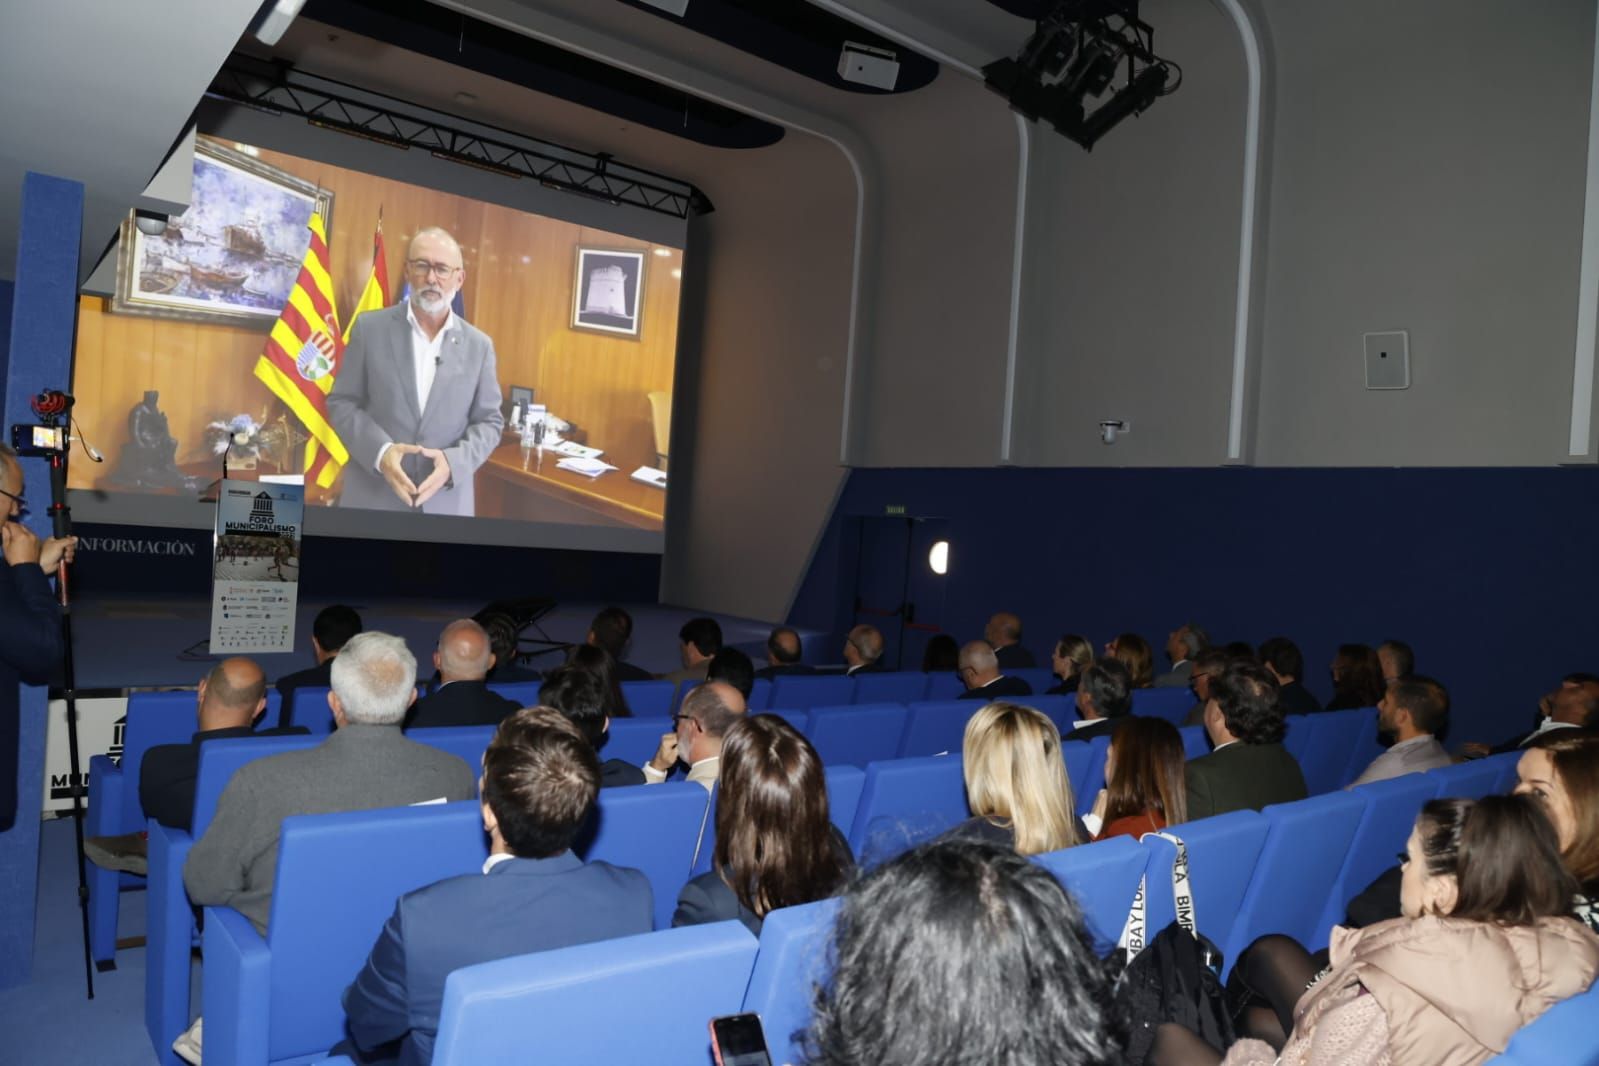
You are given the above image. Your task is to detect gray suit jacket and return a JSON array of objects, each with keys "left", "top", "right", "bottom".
[
  {"left": 183, "top": 724, "right": 477, "bottom": 934},
  {"left": 328, "top": 303, "right": 504, "bottom": 516},
  {"left": 1154, "top": 660, "right": 1193, "bottom": 688}
]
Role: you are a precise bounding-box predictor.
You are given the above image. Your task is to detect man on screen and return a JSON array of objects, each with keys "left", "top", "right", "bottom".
[{"left": 328, "top": 227, "right": 503, "bottom": 515}]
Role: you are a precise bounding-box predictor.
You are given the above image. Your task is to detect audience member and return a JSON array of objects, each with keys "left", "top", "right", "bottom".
[
  {"left": 1182, "top": 647, "right": 1235, "bottom": 727},
  {"left": 1091, "top": 716, "right": 1187, "bottom": 842},
  {"left": 1327, "top": 643, "right": 1385, "bottom": 710},
  {"left": 185, "top": 633, "right": 477, "bottom": 935},
  {"left": 1068, "top": 659, "right": 1133, "bottom": 743},
  {"left": 339, "top": 708, "right": 651, "bottom": 1066},
  {"left": 644, "top": 680, "right": 746, "bottom": 790},
  {"left": 985, "top": 611, "right": 1035, "bottom": 669},
  {"left": 586, "top": 605, "right": 652, "bottom": 682},
  {"left": 956, "top": 641, "right": 1033, "bottom": 700},
  {"left": 949, "top": 702, "right": 1083, "bottom": 855},
  {"left": 1155, "top": 796, "right": 1599, "bottom": 1066},
  {"left": 673, "top": 715, "right": 852, "bottom": 935},
  {"left": 1106, "top": 632, "right": 1155, "bottom": 688},
  {"left": 85, "top": 658, "right": 307, "bottom": 875},
  {"left": 921, "top": 634, "right": 959, "bottom": 673},
  {"left": 843, "top": 624, "right": 885, "bottom": 675},
  {"left": 566, "top": 643, "right": 632, "bottom": 717},
  {"left": 406, "top": 619, "right": 520, "bottom": 729},
  {"left": 706, "top": 646, "right": 756, "bottom": 702},
  {"left": 1464, "top": 676, "right": 1599, "bottom": 756},
  {"left": 1377, "top": 638, "right": 1415, "bottom": 683},
  {"left": 1046, "top": 633, "right": 1095, "bottom": 695},
  {"left": 1185, "top": 661, "right": 1307, "bottom": 820},
  {"left": 482, "top": 613, "right": 541, "bottom": 685},
  {"left": 657, "top": 617, "right": 722, "bottom": 685},
  {"left": 274, "top": 604, "right": 362, "bottom": 720},
  {"left": 539, "top": 665, "right": 645, "bottom": 788},
  {"left": 1347, "top": 675, "right": 1452, "bottom": 787},
  {"left": 1156, "top": 623, "right": 1209, "bottom": 688},
  {"left": 1257, "top": 636, "right": 1321, "bottom": 715},
  {"left": 756, "top": 626, "right": 814, "bottom": 679},
  {"left": 799, "top": 838, "right": 1121, "bottom": 1066}
]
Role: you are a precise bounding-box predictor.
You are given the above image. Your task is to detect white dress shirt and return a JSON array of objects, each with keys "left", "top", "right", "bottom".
[
  {"left": 642, "top": 754, "right": 721, "bottom": 792},
  {"left": 373, "top": 303, "right": 454, "bottom": 472}
]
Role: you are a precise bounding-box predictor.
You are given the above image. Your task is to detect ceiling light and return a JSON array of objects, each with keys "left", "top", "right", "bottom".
[
  {"left": 653, "top": 247, "right": 672, "bottom": 257},
  {"left": 928, "top": 540, "right": 950, "bottom": 576}
]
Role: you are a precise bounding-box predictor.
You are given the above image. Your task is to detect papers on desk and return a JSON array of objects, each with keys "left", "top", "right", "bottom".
[
  {"left": 556, "top": 456, "right": 617, "bottom": 478},
  {"left": 631, "top": 466, "right": 668, "bottom": 489},
  {"left": 552, "top": 440, "right": 604, "bottom": 460}
]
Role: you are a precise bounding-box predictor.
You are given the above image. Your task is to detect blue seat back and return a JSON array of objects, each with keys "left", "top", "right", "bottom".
[
  {"left": 599, "top": 717, "right": 669, "bottom": 769},
  {"left": 288, "top": 685, "right": 334, "bottom": 734},
  {"left": 1430, "top": 755, "right": 1512, "bottom": 800},
  {"left": 1298, "top": 709, "right": 1372, "bottom": 794},
  {"left": 1061, "top": 742, "right": 1094, "bottom": 804},
  {"left": 770, "top": 675, "right": 854, "bottom": 711},
  {"left": 1035, "top": 837, "right": 1149, "bottom": 955},
  {"left": 806, "top": 703, "right": 907, "bottom": 767},
  {"left": 849, "top": 756, "right": 969, "bottom": 866},
  {"left": 1142, "top": 811, "right": 1269, "bottom": 953},
  {"left": 1314, "top": 773, "right": 1443, "bottom": 947},
  {"left": 115, "top": 691, "right": 202, "bottom": 834},
  {"left": 1013, "top": 694, "right": 1069, "bottom": 727},
  {"left": 853, "top": 671, "right": 930, "bottom": 704},
  {"left": 1074, "top": 734, "right": 1113, "bottom": 813},
  {"left": 432, "top": 922, "right": 759, "bottom": 1066},
  {"left": 1132, "top": 687, "right": 1194, "bottom": 725},
  {"left": 1223, "top": 792, "right": 1366, "bottom": 974},
  {"left": 411, "top": 726, "right": 494, "bottom": 778},
  {"left": 191, "top": 734, "right": 321, "bottom": 838},
  {"left": 486, "top": 680, "right": 541, "bottom": 707},
  {"left": 924, "top": 672, "right": 965, "bottom": 701},
  {"left": 898, "top": 700, "right": 974, "bottom": 759},
  {"left": 574, "top": 781, "right": 710, "bottom": 929},
  {"left": 1280, "top": 715, "right": 1313, "bottom": 764},
  {"left": 1178, "top": 725, "right": 1211, "bottom": 760},
  {"left": 1492, "top": 750, "right": 1526, "bottom": 793},
  {"left": 619, "top": 680, "right": 675, "bottom": 717},
  {"left": 1489, "top": 983, "right": 1599, "bottom": 1065},
  {"left": 1339, "top": 709, "right": 1384, "bottom": 787},
  {"left": 741, "top": 898, "right": 841, "bottom": 1066},
  {"left": 264, "top": 802, "right": 487, "bottom": 1058},
  {"left": 747, "top": 678, "right": 772, "bottom": 711},
  {"left": 1009, "top": 668, "right": 1055, "bottom": 694}
]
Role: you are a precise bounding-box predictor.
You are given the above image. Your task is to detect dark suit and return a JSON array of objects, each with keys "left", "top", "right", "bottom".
[
  {"left": 1064, "top": 716, "right": 1122, "bottom": 743},
  {"left": 754, "top": 663, "right": 816, "bottom": 681},
  {"left": 1279, "top": 681, "right": 1322, "bottom": 716},
  {"left": 601, "top": 759, "right": 646, "bottom": 789},
  {"left": 140, "top": 724, "right": 311, "bottom": 832},
  {"left": 405, "top": 680, "right": 521, "bottom": 730},
  {"left": 845, "top": 662, "right": 884, "bottom": 676},
  {"left": 1185, "top": 741, "right": 1308, "bottom": 821},
  {"left": 341, "top": 852, "right": 652, "bottom": 1066},
  {"left": 957, "top": 675, "right": 1034, "bottom": 701},
  {"left": 0, "top": 560, "right": 61, "bottom": 831},
  {"left": 1045, "top": 676, "right": 1079, "bottom": 696},
  {"left": 275, "top": 659, "right": 333, "bottom": 729},
  {"left": 993, "top": 644, "right": 1035, "bottom": 670}
]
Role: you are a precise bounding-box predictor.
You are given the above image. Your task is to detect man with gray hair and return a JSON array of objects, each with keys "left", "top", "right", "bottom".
[
  {"left": 955, "top": 641, "right": 1033, "bottom": 701},
  {"left": 843, "top": 624, "right": 885, "bottom": 676},
  {"left": 185, "top": 632, "right": 477, "bottom": 935},
  {"left": 1156, "top": 622, "right": 1209, "bottom": 688},
  {"left": 407, "top": 618, "right": 521, "bottom": 729}
]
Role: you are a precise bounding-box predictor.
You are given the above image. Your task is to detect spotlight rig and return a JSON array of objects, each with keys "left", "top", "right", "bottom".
[{"left": 982, "top": 0, "right": 1181, "bottom": 151}]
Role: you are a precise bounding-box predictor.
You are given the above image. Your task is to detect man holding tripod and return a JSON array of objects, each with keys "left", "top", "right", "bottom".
[{"left": 0, "top": 442, "right": 75, "bottom": 831}]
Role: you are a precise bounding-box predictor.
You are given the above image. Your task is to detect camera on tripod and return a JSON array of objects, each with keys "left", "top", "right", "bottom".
[{"left": 11, "top": 423, "right": 68, "bottom": 457}]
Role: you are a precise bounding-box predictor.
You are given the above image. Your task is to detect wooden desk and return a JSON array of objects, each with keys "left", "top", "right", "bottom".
[{"left": 476, "top": 441, "right": 665, "bottom": 530}]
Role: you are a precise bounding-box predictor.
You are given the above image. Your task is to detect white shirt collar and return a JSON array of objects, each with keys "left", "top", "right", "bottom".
[
  {"left": 483, "top": 851, "right": 514, "bottom": 875},
  {"left": 1212, "top": 739, "right": 1240, "bottom": 753},
  {"left": 1071, "top": 717, "right": 1100, "bottom": 731},
  {"left": 406, "top": 300, "right": 455, "bottom": 338}
]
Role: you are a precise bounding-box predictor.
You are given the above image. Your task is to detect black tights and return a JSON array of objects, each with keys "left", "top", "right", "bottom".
[{"left": 1150, "top": 935, "right": 1325, "bottom": 1066}]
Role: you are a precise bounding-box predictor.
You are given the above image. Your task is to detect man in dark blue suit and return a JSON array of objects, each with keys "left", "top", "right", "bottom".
[
  {"left": 340, "top": 707, "right": 652, "bottom": 1065},
  {"left": 0, "top": 445, "right": 73, "bottom": 832}
]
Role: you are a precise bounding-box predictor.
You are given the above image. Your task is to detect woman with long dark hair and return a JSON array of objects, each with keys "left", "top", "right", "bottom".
[
  {"left": 1326, "top": 644, "right": 1384, "bottom": 711},
  {"left": 1106, "top": 633, "right": 1155, "bottom": 689},
  {"left": 1092, "top": 716, "right": 1187, "bottom": 841},
  {"left": 567, "top": 643, "right": 631, "bottom": 717}
]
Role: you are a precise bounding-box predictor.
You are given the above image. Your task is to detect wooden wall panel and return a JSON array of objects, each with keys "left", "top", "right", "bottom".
[{"left": 71, "top": 141, "right": 682, "bottom": 491}]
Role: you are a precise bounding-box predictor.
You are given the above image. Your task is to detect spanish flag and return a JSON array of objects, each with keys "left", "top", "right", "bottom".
[{"left": 254, "top": 212, "right": 348, "bottom": 489}]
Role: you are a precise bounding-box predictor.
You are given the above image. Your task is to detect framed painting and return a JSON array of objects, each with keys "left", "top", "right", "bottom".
[
  {"left": 571, "top": 248, "right": 645, "bottom": 338},
  {"left": 111, "top": 136, "right": 333, "bottom": 327}
]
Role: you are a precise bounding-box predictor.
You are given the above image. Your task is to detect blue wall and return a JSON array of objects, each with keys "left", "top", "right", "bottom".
[{"left": 790, "top": 466, "right": 1599, "bottom": 745}]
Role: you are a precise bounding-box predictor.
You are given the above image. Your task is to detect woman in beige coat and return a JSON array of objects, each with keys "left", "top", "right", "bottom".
[{"left": 1156, "top": 794, "right": 1599, "bottom": 1066}]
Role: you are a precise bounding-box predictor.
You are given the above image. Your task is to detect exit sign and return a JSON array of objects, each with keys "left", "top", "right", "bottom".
[{"left": 885, "top": 505, "right": 906, "bottom": 516}]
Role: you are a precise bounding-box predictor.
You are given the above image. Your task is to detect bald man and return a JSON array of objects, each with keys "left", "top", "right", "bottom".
[
  {"left": 756, "top": 626, "right": 815, "bottom": 680},
  {"left": 843, "top": 624, "right": 885, "bottom": 676},
  {"left": 644, "top": 680, "right": 747, "bottom": 791},
  {"left": 83, "top": 657, "right": 309, "bottom": 875},
  {"left": 984, "top": 611, "right": 1035, "bottom": 670},
  {"left": 407, "top": 619, "right": 521, "bottom": 729},
  {"left": 329, "top": 226, "right": 504, "bottom": 516},
  {"left": 956, "top": 641, "right": 1034, "bottom": 701}
]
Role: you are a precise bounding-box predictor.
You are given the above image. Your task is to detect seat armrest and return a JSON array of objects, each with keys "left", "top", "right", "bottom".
[
  {"left": 86, "top": 755, "right": 123, "bottom": 835},
  {"left": 203, "top": 906, "right": 273, "bottom": 1066},
  {"left": 145, "top": 823, "right": 196, "bottom": 1066}
]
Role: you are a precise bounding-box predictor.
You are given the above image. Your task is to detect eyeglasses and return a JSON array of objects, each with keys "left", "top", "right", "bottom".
[
  {"left": 406, "top": 259, "right": 461, "bottom": 279},
  {"left": 671, "top": 714, "right": 700, "bottom": 730}
]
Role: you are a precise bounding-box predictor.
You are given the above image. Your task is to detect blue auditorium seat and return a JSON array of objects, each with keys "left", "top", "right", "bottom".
[
  {"left": 1014, "top": 694, "right": 1069, "bottom": 727},
  {"left": 741, "top": 898, "right": 841, "bottom": 1066},
  {"left": 1178, "top": 725, "right": 1211, "bottom": 760},
  {"left": 598, "top": 717, "right": 669, "bottom": 769},
  {"left": 1297, "top": 708, "right": 1373, "bottom": 794},
  {"left": 1074, "top": 734, "right": 1112, "bottom": 813},
  {"left": 924, "top": 672, "right": 965, "bottom": 701},
  {"left": 1222, "top": 791, "right": 1366, "bottom": 975},
  {"left": 86, "top": 690, "right": 206, "bottom": 967},
  {"left": 146, "top": 733, "right": 321, "bottom": 1066},
  {"left": 1338, "top": 708, "right": 1384, "bottom": 787},
  {"left": 201, "top": 803, "right": 487, "bottom": 1066},
  {"left": 853, "top": 670, "right": 931, "bottom": 704},
  {"left": 1141, "top": 812, "right": 1269, "bottom": 961},
  {"left": 747, "top": 678, "right": 772, "bottom": 711},
  {"left": 1492, "top": 750, "right": 1526, "bottom": 793},
  {"left": 1313, "top": 772, "right": 1442, "bottom": 947},
  {"left": 1061, "top": 741, "right": 1093, "bottom": 805},
  {"left": 287, "top": 685, "right": 334, "bottom": 734},
  {"left": 574, "top": 781, "right": 709, "bottom": 929},
  {"left": 770, "top": 674, "right": 854, "bottom": 711},
  {"left": 849, "top": 755, "right": 969, "bottom": 866},
  {"left": 410, "top": 725, "right": 494, "bottom": 774},
  {"left": 1430, "top": 754, "right": 1514, "bottom": 800},
  {"left": 1280, "top": 714, "right": 1313, "bottom": 764},
  {"left": 1009, "top": 668, "right": 1055, "bottom": 695},
  {"left": 619, "top": 679, "right": 674, "bottom": 717},
  {"left": 1489, "top": 983, "right": 1599, "bottom": 1065},
  {"left": 485, "top": 679, "right": 541, "bottom": 707},
  {"left": 1035, "top": 837, "right": 1149, "bottom": 955},
  {"left": 431, "top": 922, "right": 759, "bottom": 1066},
  {"left": 898, "top": 700, "right": 975, "bottom": 759},
  {"left": 806, "top": 703, "right": 907, "bottom": 767},
  {"left": 1131, "top": 687, "right": 1194, "bottom": 724}
]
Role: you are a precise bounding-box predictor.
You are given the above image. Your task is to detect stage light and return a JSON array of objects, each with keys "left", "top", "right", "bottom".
[{"left": 928, "top": 540, "right": 950, "bottom": 576}]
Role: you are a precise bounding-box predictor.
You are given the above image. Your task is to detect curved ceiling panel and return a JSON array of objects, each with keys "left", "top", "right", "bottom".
[
  {"left": 615, "top": 0, "right": 939, "bottom": 95},
  {"left": 301, "top": 0, "right": 786, "bottom": 149},
  {"left": 985, "top": 1, "right": 1055, "bottom": 19}
]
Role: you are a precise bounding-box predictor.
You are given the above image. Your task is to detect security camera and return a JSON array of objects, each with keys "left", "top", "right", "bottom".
[
  {"left": 1099, "top": 419, "right": 1129, "bottom": 445},
  {"left": 133, "top": 210, "right": 169, "bottom": 237}
]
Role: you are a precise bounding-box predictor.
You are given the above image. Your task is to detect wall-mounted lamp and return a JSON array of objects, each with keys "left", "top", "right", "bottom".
[{"left": 928, "top": 539, "right": 950, "bottom": 576}]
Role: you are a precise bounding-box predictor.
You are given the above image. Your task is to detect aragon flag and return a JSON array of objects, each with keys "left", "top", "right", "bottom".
[{"left": 253, "top": 212, "right": 348, "bottom": 489}]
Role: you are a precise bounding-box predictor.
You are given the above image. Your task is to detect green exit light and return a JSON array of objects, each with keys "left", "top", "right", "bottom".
[{"left": 885, "top": 505, "right": 906, "bottom": 516}]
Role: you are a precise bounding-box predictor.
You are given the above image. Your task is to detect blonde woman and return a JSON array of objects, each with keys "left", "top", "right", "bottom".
[
  {"left": 1047, "top": 634, "right": 1096, "bottom": 695},
  {"left": 947, "top": 702, "right": 1084, "bottom": 856}
]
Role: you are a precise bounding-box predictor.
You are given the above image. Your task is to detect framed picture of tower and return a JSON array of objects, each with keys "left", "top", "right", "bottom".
[{"left": 571, "top": 248, "right": 645, "bottom": 338}]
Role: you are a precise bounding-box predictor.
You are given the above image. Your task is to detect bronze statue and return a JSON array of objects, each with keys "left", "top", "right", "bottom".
[{"left": 107, "top": 390, "right": 195, "bottom": 490}]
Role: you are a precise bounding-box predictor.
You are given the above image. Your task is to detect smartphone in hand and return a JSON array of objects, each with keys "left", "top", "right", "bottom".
[{"left": 710, "top": 1012, "right": 773, "bottom": 1066}]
